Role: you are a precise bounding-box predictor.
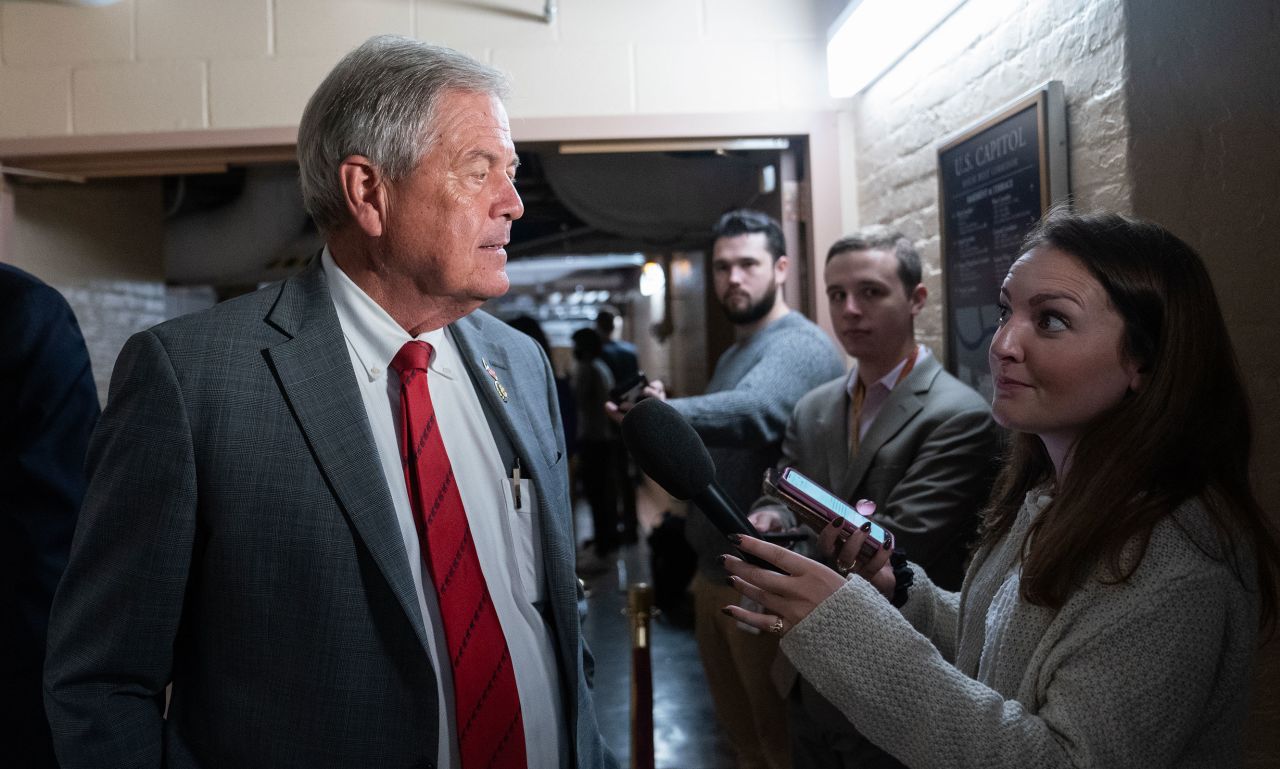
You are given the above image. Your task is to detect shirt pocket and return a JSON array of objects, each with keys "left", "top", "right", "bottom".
[{"left": 500, "top": 476, "right": 544, "bottom": 604}]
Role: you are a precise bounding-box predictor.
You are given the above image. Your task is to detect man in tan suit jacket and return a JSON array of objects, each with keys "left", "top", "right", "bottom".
[{"left": 751, "top": 228, "right": 999, "bottom": 769}]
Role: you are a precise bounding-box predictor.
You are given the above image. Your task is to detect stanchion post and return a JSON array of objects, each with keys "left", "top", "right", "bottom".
[{"left": 627, "top": 582, "right": 655, "bottom": 769}]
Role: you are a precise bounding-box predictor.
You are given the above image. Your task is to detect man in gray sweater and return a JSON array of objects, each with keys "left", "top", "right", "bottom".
[{"left": 613, "top": 209, "right": 843, "bottom": 769}]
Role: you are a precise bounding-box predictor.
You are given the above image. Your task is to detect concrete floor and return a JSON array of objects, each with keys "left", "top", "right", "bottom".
[{"left": 575, "top": 487, "right": 737, "bottom": 769}]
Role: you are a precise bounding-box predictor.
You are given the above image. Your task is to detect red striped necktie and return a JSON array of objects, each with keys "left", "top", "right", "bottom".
[{"left": 391, "top": 340, "right": 527, "bottom": 769}]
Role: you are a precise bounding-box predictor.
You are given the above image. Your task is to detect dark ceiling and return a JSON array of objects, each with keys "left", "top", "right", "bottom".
[
  {"left": 508, "top": 145, "right": 779, "bottom": 258},
  {"left": 159, "top": 145, "right": 780, "bottom": 285}
]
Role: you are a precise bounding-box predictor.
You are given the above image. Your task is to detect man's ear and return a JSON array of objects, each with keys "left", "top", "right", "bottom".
[
  {"left": 338, "top": 155, "right": 388, "bottom": 238},
  {"left": 773, "top": 254, "right": 791, "bottom": 285},
  {"left": 909, "top": 283, "right": 928, "bottom": 316}
]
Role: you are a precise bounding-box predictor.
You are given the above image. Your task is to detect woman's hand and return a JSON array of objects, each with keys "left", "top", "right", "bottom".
[
  {"left": 721, "top": 516, "right": 894, "bottom": 635},
  {"left": 818, "top": 501, "right": 898, "bottom": 602}
]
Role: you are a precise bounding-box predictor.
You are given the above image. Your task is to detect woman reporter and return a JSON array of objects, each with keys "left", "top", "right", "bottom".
[{"left": 722, "top": 210, "right": 1280, "bottom": 768}]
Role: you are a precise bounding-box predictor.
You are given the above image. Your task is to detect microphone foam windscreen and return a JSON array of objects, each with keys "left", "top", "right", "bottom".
[{"left": 621, "top": 398, "right": 716, "bottom": 500}]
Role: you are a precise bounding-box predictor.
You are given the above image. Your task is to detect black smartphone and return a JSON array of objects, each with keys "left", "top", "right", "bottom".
[
  {"left": 609, "top": 372, "right": 649, "bottom": 406},
  {"left": 762, "top": 467, "right": 889, "bottom": 561}
]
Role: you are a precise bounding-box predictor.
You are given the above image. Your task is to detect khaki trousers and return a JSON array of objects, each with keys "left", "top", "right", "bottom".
[{"left": 692, "top": 573, "right": 792, "bottom": 769}]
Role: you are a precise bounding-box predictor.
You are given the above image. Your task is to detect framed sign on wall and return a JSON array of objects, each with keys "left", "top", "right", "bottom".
[{"left": 937, "top": 81, "right": 1068, "bottom": 399}]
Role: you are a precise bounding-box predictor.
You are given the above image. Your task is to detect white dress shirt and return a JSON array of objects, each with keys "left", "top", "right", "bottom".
[{"left": 323, "top": 249, "right": 564, "bottom": 769}]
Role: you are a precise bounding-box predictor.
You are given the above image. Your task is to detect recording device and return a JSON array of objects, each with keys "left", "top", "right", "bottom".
[
  {"left": 762, "top": 467, "right": 889, "bottom": 562},
  {"left": 620, "top": 398, "right": 783, "bottom": 572},
  {"left": 609, "top": 372, "right": 649, "bottom": 406}
]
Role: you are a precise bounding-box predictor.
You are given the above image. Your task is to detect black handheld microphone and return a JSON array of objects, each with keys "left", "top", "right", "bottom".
[{"left": 621, "top": 398, "right": 784, "bottom": 573}]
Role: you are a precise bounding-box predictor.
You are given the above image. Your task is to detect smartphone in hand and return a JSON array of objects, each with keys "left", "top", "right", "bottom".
[
  {"left": 609, "top": 372, "right": 649, "bottom": 406},
  {"left": 762, "top": 467, "right": 889, "bottom": 561}
]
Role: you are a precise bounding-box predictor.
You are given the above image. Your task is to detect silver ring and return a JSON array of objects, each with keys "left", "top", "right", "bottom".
[{"left": 769, "top": 616, "right": 785, "bottom": 635}]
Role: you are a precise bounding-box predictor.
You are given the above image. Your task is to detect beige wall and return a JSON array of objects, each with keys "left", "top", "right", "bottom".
[
  {"left": 1125, "top": 0, "right": 1280, "bottom": 515},
  {"left": 1122, "top": 2, "right": 1280, "bottom": 762},
  {"left": 0, "top": 0, "right": 844, "bottom": 138}
]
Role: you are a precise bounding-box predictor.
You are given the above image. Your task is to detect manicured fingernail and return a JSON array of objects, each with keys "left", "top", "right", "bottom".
[
  {"left": 860, "top": 522, "right": 872, "bottom": 532},
  {"left": 728, "top": 534, "right": 742, "bottom": 544},
  {"left": 831, "top": 516, "right": 845, "bottom": 529},
  {"left": 718, "top": 554, "right": 728, "bottom": 565},
  {"left": 884, "top": 532, "right": 894, "bottom": 548},
  {"left": 725, "top": 576, "right": 735, "bottom": 587},
  {"left": 720, "top": 607, "right": 734, "bottom": 617}
]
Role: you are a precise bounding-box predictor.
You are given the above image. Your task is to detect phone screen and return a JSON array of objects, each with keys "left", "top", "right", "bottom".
[{"left": 784, "top": 469, "right": 888, "bottom": 544}]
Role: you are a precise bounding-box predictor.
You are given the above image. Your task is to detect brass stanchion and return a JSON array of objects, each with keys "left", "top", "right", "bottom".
[{"left": 627, "top": 582, "right": 655, "bottom": 769}]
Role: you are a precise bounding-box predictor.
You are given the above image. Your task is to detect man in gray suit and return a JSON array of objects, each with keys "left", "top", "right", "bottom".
[
  {"left": 45, "top": 36, "right": 615, "bottom": 769},
  {"left": 750, "top": 228, "right": 999, "bottom": 769}
]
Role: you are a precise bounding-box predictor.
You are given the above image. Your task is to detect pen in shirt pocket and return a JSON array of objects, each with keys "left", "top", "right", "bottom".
[{"left": 511, "top": 457, "right": 522, "bottom": 509}]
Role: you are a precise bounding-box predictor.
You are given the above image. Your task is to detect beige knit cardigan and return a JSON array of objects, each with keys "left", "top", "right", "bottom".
[{"left": 781, "top": 491, "right": 1259, "bottom": 768}]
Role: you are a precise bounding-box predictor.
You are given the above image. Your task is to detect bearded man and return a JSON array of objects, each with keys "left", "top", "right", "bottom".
[{"left": 611, "top": 209, "right": 843, "bottom": 769}]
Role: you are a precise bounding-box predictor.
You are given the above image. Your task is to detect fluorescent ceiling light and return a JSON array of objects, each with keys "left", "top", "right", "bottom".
[
  {"left": 559, "top": 138, "right": 789, "bottom": 155},
  {"left": 827, "top": 0, "right": 968, "bottom": 98}
]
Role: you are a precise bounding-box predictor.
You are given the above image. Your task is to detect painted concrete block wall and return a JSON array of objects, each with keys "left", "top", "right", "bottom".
[
  {"left": 0, "top": 0, "right": 844, "bottom": 139},
  {"left": 843, "top": 0, "right": 1131, "bottom": 357}
]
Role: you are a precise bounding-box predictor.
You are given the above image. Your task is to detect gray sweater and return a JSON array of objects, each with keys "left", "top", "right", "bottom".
[
  {"left": 782, "top": 491, "right": 1259, "bottom": 768},
  {"left": 669, "top": 311, "right": 844, "bottom": 577}
]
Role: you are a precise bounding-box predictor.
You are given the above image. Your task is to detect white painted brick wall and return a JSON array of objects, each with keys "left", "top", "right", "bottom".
[
  {"left": 42, "top": 282, "right": 215, "bottom": 408},
  {"left": 0, "top": 0, "right": 837, "bottom": 138},
  {"left": 846, "top": 0, "right": 1132, "bottom": 356},
  {"left": 60, "top": 279, "right": 168, "bottom": 407}
]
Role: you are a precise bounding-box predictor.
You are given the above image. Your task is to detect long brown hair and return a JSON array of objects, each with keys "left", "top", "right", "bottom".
[{"left": 980, "top": 210, "right": 1279, "bottom": 633}]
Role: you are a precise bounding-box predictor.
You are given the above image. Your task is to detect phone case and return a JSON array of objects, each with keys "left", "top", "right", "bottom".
[{"left": 762, "top": 467, "right": 887, "bottom": 561}]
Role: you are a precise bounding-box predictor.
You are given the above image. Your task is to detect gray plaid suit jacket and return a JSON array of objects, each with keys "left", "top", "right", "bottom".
[{"left": 45, "top": 262, "right": 614, "bottom": 769}]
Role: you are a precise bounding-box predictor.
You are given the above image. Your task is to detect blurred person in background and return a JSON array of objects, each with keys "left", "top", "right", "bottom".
[
  {"left": 595, "top": 308, "right": 640, "bottom": 544},
  {"left": 1, "top": 264, "right": 99, "bottom": 769},
  {"left": 611, "top": 209, "right": 844, "bottom": 769},
  {"left": 573, "top": 327, "right": 619, "bottom": 563},
  {"left": 509, "top": 314, "right": 577, "bottom": 458}
]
